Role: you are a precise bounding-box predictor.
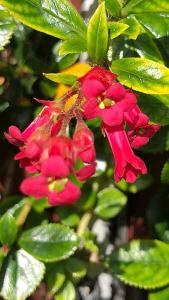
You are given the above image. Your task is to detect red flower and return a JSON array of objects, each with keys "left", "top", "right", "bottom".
[
  {"left": 104, "top": 124, "right": 147, "bottom": 183},
  {"left": 128, "top": 124, "right": 160, "bottom": 149}
]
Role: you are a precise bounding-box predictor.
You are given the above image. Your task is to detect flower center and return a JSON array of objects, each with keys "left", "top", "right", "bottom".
[
  {"left": 48, "top": 178, "right": 68, "bottom": 192},
  {"left": 99, "top": 98, "right": 115, "bottom": 109}
]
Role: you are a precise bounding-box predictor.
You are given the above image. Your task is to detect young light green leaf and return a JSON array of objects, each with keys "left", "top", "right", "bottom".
[
  {"left": 18, "top": 223, "right": 80, "bottom": 262},
  {"left": 95, "top": 187, "right": 127, "bottom": 220},
  {"left": 110, "top": 58, "right": 169, "bottom": 94},
  {"left": 106, "top": 240, "right": 169, "bottom": 289},
  {"left": 0, "top": 8, "right": 16, "bottom": 51},
  {"left": 0, "top": 0, "right": 86, "bottom": 40},
  {"left": 109, "top": 22, "right": 128, "bottom": 39},
  {"left": 87, "top": 2, "right": 108, "bottom": 64},
  {"left": 44, "top": 73, "right": 77, "bottom": 85},
  {"left": 161, "top": 161, "right": 169, "bottom": 184},
  {"left": 105, "top": 0, "right": 121, "bottom": 17},
  {"left": 59, "top": 36, "right": 87, "bottom": 55},
  {"left": 55, "top": 280, "right": 76, "bottom": 300},
  {"left": 0, "top": 212, "right": 17, "bottom": 246},
  {"left": 65, "top": 258, "right": 87, "bottom": 280},
  {"left": 122, "top": 15, "right": 142, "bottom": 39},
  {"left": 0, "top": 249, "right": 45, "bottom": 300},
  {"left": 149, "top": 286, "right": 169, "bottom": 300}
]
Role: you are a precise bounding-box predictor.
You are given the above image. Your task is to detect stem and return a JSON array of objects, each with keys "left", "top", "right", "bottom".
[
  {"left": 77, "top": 212, "right": 92, "bottom": 237},
  {"left": 16, "top": 201, "right": 32, "bottom": 227}
]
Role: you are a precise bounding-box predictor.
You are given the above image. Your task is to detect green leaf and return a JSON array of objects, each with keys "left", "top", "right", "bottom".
[
  {"left": 18, "top": 223, "right": 80, "bottom": 262},
  {"left": 0, "top": 8, "right": 16, "bottom": 51},
  {"left": 57, "top": 54, "right": 79, "bottom": 71},
  {"left": 131, "top": 34, "right": 164, "bottom": 63},
  {"left": 138, "top": 94, "right": 169, "bottom": 125},
  {"left": 0, "top": 249, "right": 45, "bottom": 300},
  {"left": 65, "top": 258, "right": 87, "bottom": 280},
  {"left": 87, "top": 2, "right": 108, "bottom": 64},
  {"left": 149, "top": 286, "right": 169, "bottom": 300},
  {"left": 136, "top": 13, "right": 169, "bottom": 39},
  {"left": 59, "top": 36, "right": 87, "bottom": 55},
  {"left": 0, "top": 213, "right": 17, "bottom": 246},
  {"left": 110, "top": 58, "right": 169, "bottom": 94},
  {"left": 95, "top": 187, "right": 127, "bottom": 220},
  {"left": 123, "top": 0, "right": 169, "bottom": 15},
  {"left": 44, "top": 73, "right": 77, "bottom": 85},
  {"left": 122, "top": 15, "right": 142, "bottom": 39},
  {"left": 55, "top": 280, "right": 76, "bottom": 300},
  {"left": 56, "top": 206, "right": 80, "bottom": 227},
  {"left": 46, "top": 263, "right": 66, "bottom": 295},
  {"left": 0, "top": 0, "right": 86, "bottom": 40},
  {"left": 106, "top": 240, "right": 169, "bottom": 289},
  {"left": 105, "top": 0, "right": 121, "bottom": 17},
  {"left": 109, "top": 22, "right": 128, "bottom": 39},
  {"left": 161, "top": 161, "right": 169, "bottom": 184}
]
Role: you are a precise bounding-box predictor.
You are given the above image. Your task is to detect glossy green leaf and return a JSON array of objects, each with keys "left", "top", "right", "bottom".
[
  {"left": 161, "top": 161, "right": 169, "bottom": 184},
  {"left": 122, "top": 15, "right": 142, "bottom": 39},
  {"left": 109, "top": 22, "right": 128, "bottom": 39},
  {"left": 59, "top": 36, "right": 87, "bottom": 55},
  {"left": 18, "top": 223, "right": 80, "bottom": 262},
  {"left": 136, "top": 13, "right": 169, "bottom": 39},
  {"left": 44, "top": 73, "right": 77, "bottom": 85},
  {"left": 57, "top": 54, "right": 79, "bottom": 71},
  {"left": 132, "top": 34, "right": 163, "bottom": 63},
  {"left": 0, "top": 0, "right": 86, "bottom": 40},
  {"left": 123, "top": 0, "right": 169, "bottom": 15},
  {"left": 110, "top": 58, "right": 169, "bottom": 94},
  {"left": 87, "top": 2, "right": 108, "bottom": 64},
  {"left": 0, "top": 8, "right": 16, "bottom": 51},
  {"left": 95, "top": 187, "right": 127, "bottom": 220},
  {"left": 0, "top": 249, "right": 45, "bottom": 300},
  {"left": 55, "top": 280, "right": 76, "bottom": 300},
  {"left": 138, "top": 94, "right": 169, "bottom": 125},
  {"left": 0, "top": 212, "right": 17, "bottom": 246},
  {"left": 149, "top": 286, "right": 169, "bottom": 300},
  {"left": 105, "top": 0, "right": 121, "bottom": 17},
  {"left": 46, "top": 263, "right": 66, "bottom": 295},
  {"left": 106, "top": 240, "right": 169, "bottom": 289}
]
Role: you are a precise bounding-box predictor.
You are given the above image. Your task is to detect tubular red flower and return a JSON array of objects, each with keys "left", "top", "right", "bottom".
[
  {"left": 104, "top": 124, "right": 147, "bottom": 183},
  {"left": 128, "top": 124, "right": 160, "bottom": 149}
]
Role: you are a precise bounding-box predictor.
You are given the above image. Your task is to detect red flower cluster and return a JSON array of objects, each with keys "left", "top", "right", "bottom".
[
  {"left": 5, "top": 102, "right": 96, "bottom": 205},
  {"left": 79, "top": 67, "right": 160, "bottom": 183},
  {"left": 5, "top": 66, "right": 160, "bottom": 205}
]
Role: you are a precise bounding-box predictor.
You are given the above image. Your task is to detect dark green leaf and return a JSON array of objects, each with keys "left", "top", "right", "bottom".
[
  {"left": 65, "top": 258, "right": 87, "bottom": 280},
  {"left": 0, "top": 213, "right": 17, "bottom": 246},
  {"left": 18, "top": 223, "right": 80, "bottom": 262},
  {"left": 109, "top": 22, "right": 128, "bottom": 39},
  {"left": 87, "top": 2, "right": 108, "bottom": 64},
  {"left": 161, "top": 161, "right": 169, "bottom": 184},
  {"left": 149, "top": 286, "right": 169, "bottom": 300},
  {"left": 0, "top": 0, "right": 86, "bottom": 40},
  {"left": 141, "top": 126, "right": 169, "bottom": 153},
  {"left": 95, "top": 187, "right": 127, "bottom": 220},
  {"left": 44, "top": 73, "right": 77, "bottom": 85},
  {"left": 106, "top": 240, "right": 169, "bottom": 289},
  {"left": 55, "top": 206, "right": 80, "bottom": 227},
  {"left": 110, "top": 58, "right": 169, "bottom": 94},
  {"left": 0, "top": 249, "right": 45, "bottom": 300},
  {"left": 46, "top": 263, "right": 65, "bottom": 295},
  {"left": 0, "top": 8, "right": 16, "bottom": 51},
  {"left": 138, "top": 94, "right": 169, "bottom": 125},
  {"left": 131, "top": 34, "right": 164, "bottom": 63},
  {"left": 105, "top": 0, "right": 121, "bottom": 17}
]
